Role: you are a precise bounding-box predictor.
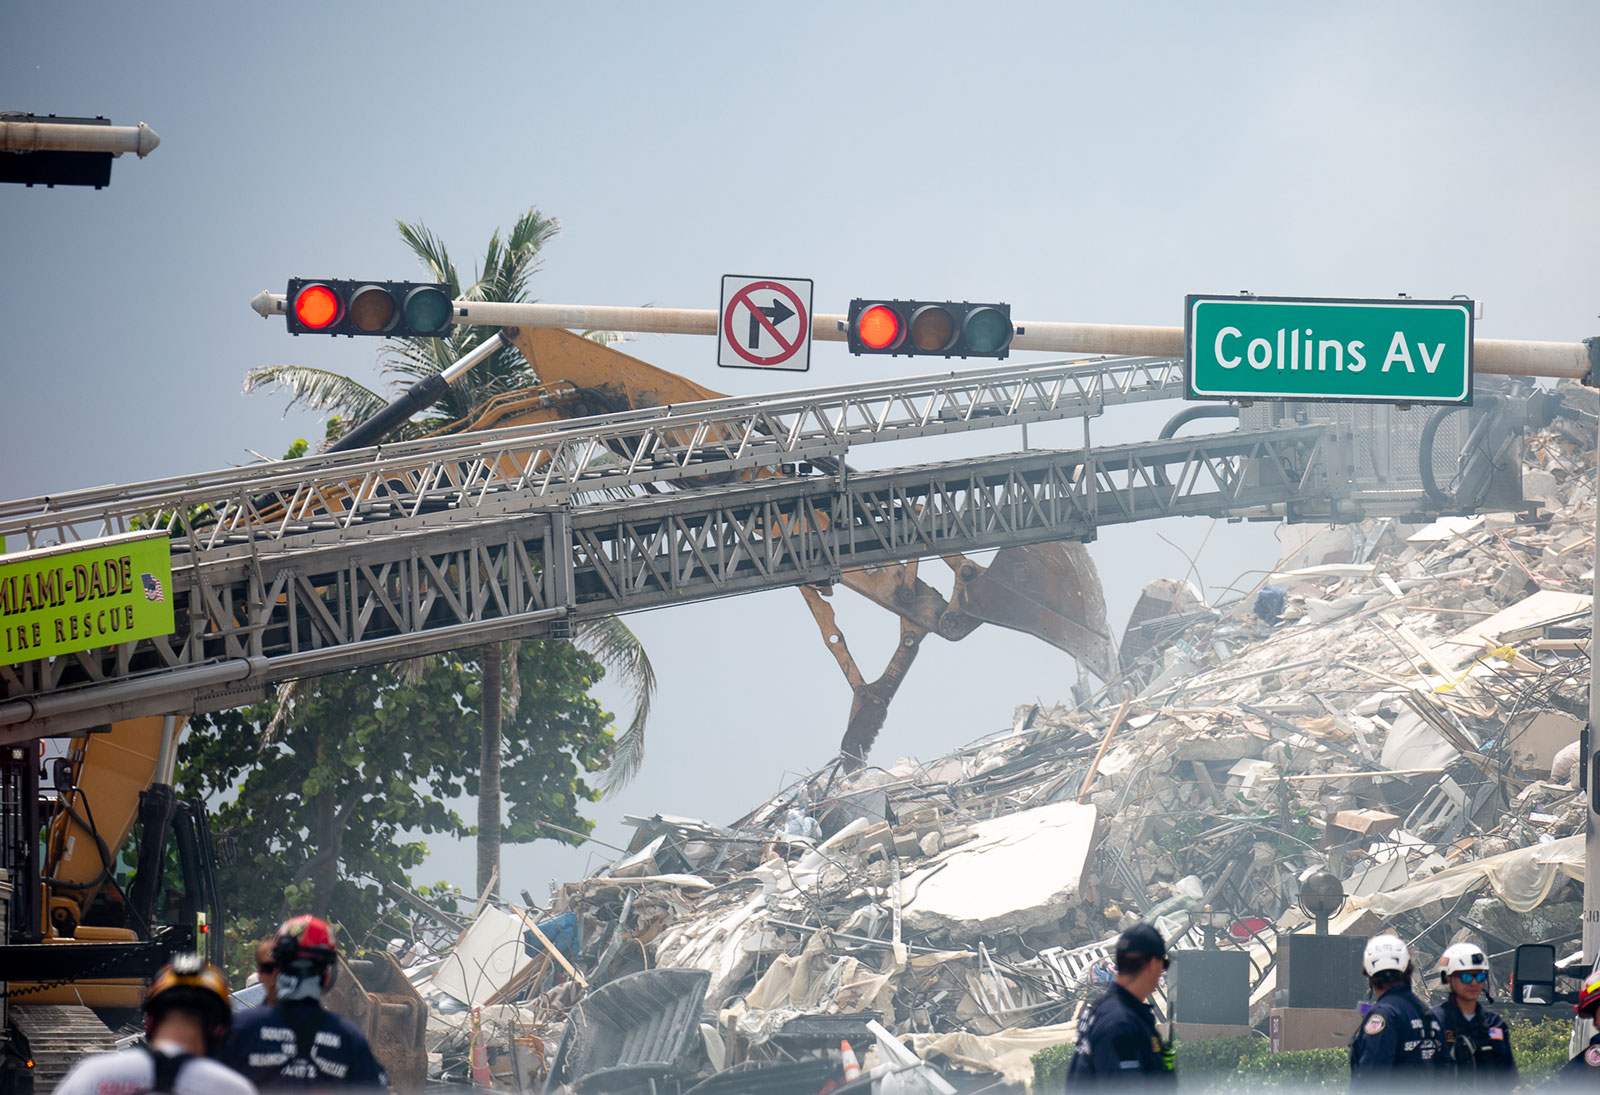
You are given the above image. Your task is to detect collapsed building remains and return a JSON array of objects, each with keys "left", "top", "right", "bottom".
[{"left": 382, "top": 383, "right": 1600, "bottom": 1091}]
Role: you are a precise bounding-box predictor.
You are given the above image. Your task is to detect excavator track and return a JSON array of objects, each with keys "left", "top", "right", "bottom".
[{"left": 11, "top": 1005, "right": 120, "bottom": 1089}]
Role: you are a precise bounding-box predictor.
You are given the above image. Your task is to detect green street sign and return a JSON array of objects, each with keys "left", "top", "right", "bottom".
[
  {"left": 0, "top": 531, "right": 174, "bottom": 667},
  {"left": 1185, "top": 295, "right": 1474, "bottom": 406}
]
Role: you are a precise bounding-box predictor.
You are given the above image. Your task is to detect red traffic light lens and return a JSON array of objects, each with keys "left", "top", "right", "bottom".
[
  {"left": 857, "top": 305, "right": 901, "bottom": 350},
  {"left": 910, "top": 305, "right": 957, "bottom": 352},
  {"left": 293, "top": 284, "right": 341, "bottom": 330}
]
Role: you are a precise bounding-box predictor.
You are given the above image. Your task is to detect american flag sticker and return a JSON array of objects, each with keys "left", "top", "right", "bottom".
[{"left": 141, "top": 573, "right": 164, "bottom": 602}]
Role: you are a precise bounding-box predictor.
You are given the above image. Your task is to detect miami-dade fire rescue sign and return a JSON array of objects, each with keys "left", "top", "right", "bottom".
[
  {"left": 0, "top": 530, "right": 175, "bottom": 666},
  {"left": 1185, "top": 295, "right": 1474, "bottom": 406}
]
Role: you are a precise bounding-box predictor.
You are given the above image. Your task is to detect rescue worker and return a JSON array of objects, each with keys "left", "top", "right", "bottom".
[
  {"left": 219, "top": 915, "right": 388, "bottom": 1089},
  {"left": 1552, "top": 969, "right": 1600, "bottom": 1083},
  {"left": 1431, "top": 942, "right": 1516, "bottom": 1087},
  {"left": 1349, "top": 933, "right": 1445, "bottom": 1086},
  {"left": 1066, "top": 922, "right": 1176, "bottom": 1087},
  {"left": 254, "top": 937, "right": 280, "bottom": 1004},
  {"left": 55, "top": 954, "right": 257, "bottom": 1094}
]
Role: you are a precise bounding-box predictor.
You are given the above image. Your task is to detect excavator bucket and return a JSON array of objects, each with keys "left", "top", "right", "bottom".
[
  {"left": 947, "top": 541, "right": 1118, "bottom": 680},
  {"left": 324, "top": 952, "right": 429, "bottom": 1092}
]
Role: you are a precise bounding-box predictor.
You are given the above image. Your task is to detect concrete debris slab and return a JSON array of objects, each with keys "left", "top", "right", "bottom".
[
  {"left": 1406, "top": 515, "right": 1485, "bottom": 544},
  {"left": 428, "top": 907, "right": 537, "bottom": 1008},
  {"left": 898, "top": 801, "right": 1097, "bottom": 936}
]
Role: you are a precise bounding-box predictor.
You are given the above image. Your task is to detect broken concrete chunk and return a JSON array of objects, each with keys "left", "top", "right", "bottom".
[{"left": 898, "top": 801, "right": 1096, "bottom": 936}]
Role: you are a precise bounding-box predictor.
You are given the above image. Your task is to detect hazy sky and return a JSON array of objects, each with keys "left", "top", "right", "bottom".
[{"left": 5, "top": 2, "right": 1599, "bottom": 903}]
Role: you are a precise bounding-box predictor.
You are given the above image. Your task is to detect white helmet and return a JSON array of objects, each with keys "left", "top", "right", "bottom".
[
  {"left": 1362, "top": 934, "right": 1411, "bottom": 977},
  {"left": 1438, "top": 942, "right": 1489, "bottom": 983}
]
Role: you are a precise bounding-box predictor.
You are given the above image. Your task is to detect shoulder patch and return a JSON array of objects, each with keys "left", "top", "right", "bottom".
[
  {"left": 1364, "top": 1014, "right": 1387, "bottom": 1035},
  {"left": 1584, "top": 1044, "right": 1600, "bottom": 1066},
  {"left": 1488, "top": 1026, "right": 1504, "bottom": 1041}
]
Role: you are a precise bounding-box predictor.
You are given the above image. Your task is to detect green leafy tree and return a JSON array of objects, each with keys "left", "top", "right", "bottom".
[
  {"left": 179, "top": 642, "right": 611, "bottom": 975},
  {"left": 244, "top": 209, "right": 655, "bottom": 898}
]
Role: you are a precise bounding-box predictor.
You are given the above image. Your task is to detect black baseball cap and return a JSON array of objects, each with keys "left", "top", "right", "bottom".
[{"left": 1116, "top": 922, "right": 1170, "bottom": 961}]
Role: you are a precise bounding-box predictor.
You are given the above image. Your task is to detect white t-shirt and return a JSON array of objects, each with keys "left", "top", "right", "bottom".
[{"left": 53, "top": 1043, "right": 258, "bottom": 1095}]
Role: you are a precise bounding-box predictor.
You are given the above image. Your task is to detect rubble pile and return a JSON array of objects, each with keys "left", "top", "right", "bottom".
[{"left": 397, "top": 385, "right": 1600, "bottom": 1090}]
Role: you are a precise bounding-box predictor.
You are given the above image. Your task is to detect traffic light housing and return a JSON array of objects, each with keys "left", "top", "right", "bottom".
[
  {"left": 846, "top": 299, "right": 1014, "bottom": 359},
  {"left": 285, "top": 278, "right": 454, "bottom": 337},
  {"left": 0, "top": 114, "right": 113, "bottom": 189}
]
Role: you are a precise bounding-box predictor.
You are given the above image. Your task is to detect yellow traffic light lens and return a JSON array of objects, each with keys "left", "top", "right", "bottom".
[
  {"left": 857, "top": 305, "right": 901, "bottom": 350},
  {"left": 348, "top": 286, "right": 396, "bottom": 333},
  {"left": 910, "top": 306, "right": 956, "bottom": 352},
  {"left": 293, "top": 285, "right": 341, "bottom": 330},
  {"left": 964, "top": 307, "right": 1012, "bottom": 354}
]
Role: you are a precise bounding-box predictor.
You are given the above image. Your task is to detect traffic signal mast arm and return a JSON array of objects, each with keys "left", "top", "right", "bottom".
[
  {"left": 249, "top": 292, "right": 1592, "bottom": 379},
  {"left": 0, "top": 118, "right": 160, "bottom": 157}
]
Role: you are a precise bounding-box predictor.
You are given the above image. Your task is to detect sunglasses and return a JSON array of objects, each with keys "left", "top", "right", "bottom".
[
  {"left": 257, "top": 962, "right": 278, "bottom": 974},
  {"left": 1456, "top": 970, "right": 1488, "bottom": 984}
]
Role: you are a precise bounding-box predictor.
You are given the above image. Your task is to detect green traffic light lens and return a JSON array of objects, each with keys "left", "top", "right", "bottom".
[
  {"left": 348, "top": 286, "right": 396, "bottom": 333},
  {"left": 910, "top": 306, "right": 957, "bottom": 352},
  {"left": 403, "top": 286, "right": 452, "bottom": 335},
  {"left": 964, "top": 307, "right": 1012, "bottom": 354}
]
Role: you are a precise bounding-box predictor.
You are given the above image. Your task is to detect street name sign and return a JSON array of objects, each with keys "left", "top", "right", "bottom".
[
  {"left": 0, "top": 530, "right": 174, "bottom": 667},
  {"left": 1185, "top": 295, "right": 1474, "bottom": 406},
  {"left": 718, "top": 275, "right": 813, "bottom": 372}
]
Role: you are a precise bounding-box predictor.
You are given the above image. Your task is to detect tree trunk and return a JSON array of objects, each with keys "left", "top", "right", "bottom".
[{"left": 477, "top": 642, "right": 503, "bottom": 901}]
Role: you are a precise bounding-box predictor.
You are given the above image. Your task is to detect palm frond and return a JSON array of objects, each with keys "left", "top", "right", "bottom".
[
  {"left": 244, "top": 365, "right": 387, "bottom": 421},
  {"left": 572, "top": 616, "right": 656, "bottom": 793},
  {"left": 397, "top": 220, "right": 459, "bottom": 294}
]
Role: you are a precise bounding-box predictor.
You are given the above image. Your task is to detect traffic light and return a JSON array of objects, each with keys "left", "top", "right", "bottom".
[
  {"left": 285, "top": 278, "right": 454, "bottom": 337},
  {"left": 0, "top": 114, "right": 113, "bottom": 188},
  {"left": 846, "top": 299, "right": 1014, "bottom": 359}
]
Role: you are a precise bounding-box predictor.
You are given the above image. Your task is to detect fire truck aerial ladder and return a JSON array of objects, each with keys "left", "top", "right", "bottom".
[{"left": 0, "top": 331, "right": 1546, "bottom": 749}]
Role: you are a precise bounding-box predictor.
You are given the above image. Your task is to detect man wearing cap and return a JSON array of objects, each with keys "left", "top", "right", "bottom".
[{"left": 1066, "top": 923, "right": 1176, "bottom": 1087}]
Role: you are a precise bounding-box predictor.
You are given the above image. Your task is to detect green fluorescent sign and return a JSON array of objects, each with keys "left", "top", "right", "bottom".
[
  {"left": 0, "top": 531, "right": 174, "bottom": 667},
  {"left": 1185, "top": 295, "right": 1474, "bottom": 405}
]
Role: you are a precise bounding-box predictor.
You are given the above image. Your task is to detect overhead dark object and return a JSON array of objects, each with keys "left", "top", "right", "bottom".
[
  {"left": 0, "top": 114, "right": 112, "bottom": 188},
  {"left": 286, "top": 278, "right": 453, "bottom": 338},
  {"left": 847, "top": 298, "right": 1013, "bottom": 359}
]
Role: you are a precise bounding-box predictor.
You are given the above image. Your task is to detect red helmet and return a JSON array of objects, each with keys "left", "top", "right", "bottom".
[
  {"left": 1578, "top": 970, "right": 1600, "bottom": 1018},
  {"left": 273, "top": 915, "right": 339, "bottom": 988}
]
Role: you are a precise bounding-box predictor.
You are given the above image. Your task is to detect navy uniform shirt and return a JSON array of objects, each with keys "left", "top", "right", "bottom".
[
  {"left": 1349, "top": 986, "right": 1444, "bottom": 1083},
  {"left": 219, "top": 1001, "right": 388, "bottom": 1089},
  {"left": 1431, "top": 997, "right": 1516, "bottom": 1085},
  {"left": 1066, "top": 983, "right": 1176, "bottom": 1087},
  {"left": 1555, "top": 1032, "right": 1600, "bottom": 1085}
]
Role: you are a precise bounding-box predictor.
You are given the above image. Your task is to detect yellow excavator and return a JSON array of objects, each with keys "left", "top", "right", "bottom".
[
  {"left": 1, "top": 326, "right": 1112, "bottom": 1091},
  {"left": 451, "top": 326, "right": 1117, "bottom": 763},
  {"left": 2, "top": 715, "right": 225, "bottom": 1088}
]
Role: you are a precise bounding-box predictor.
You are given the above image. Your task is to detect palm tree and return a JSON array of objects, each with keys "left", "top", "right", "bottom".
[{"left": 246, "top": 209, "right": 656, "bottom": 898}]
